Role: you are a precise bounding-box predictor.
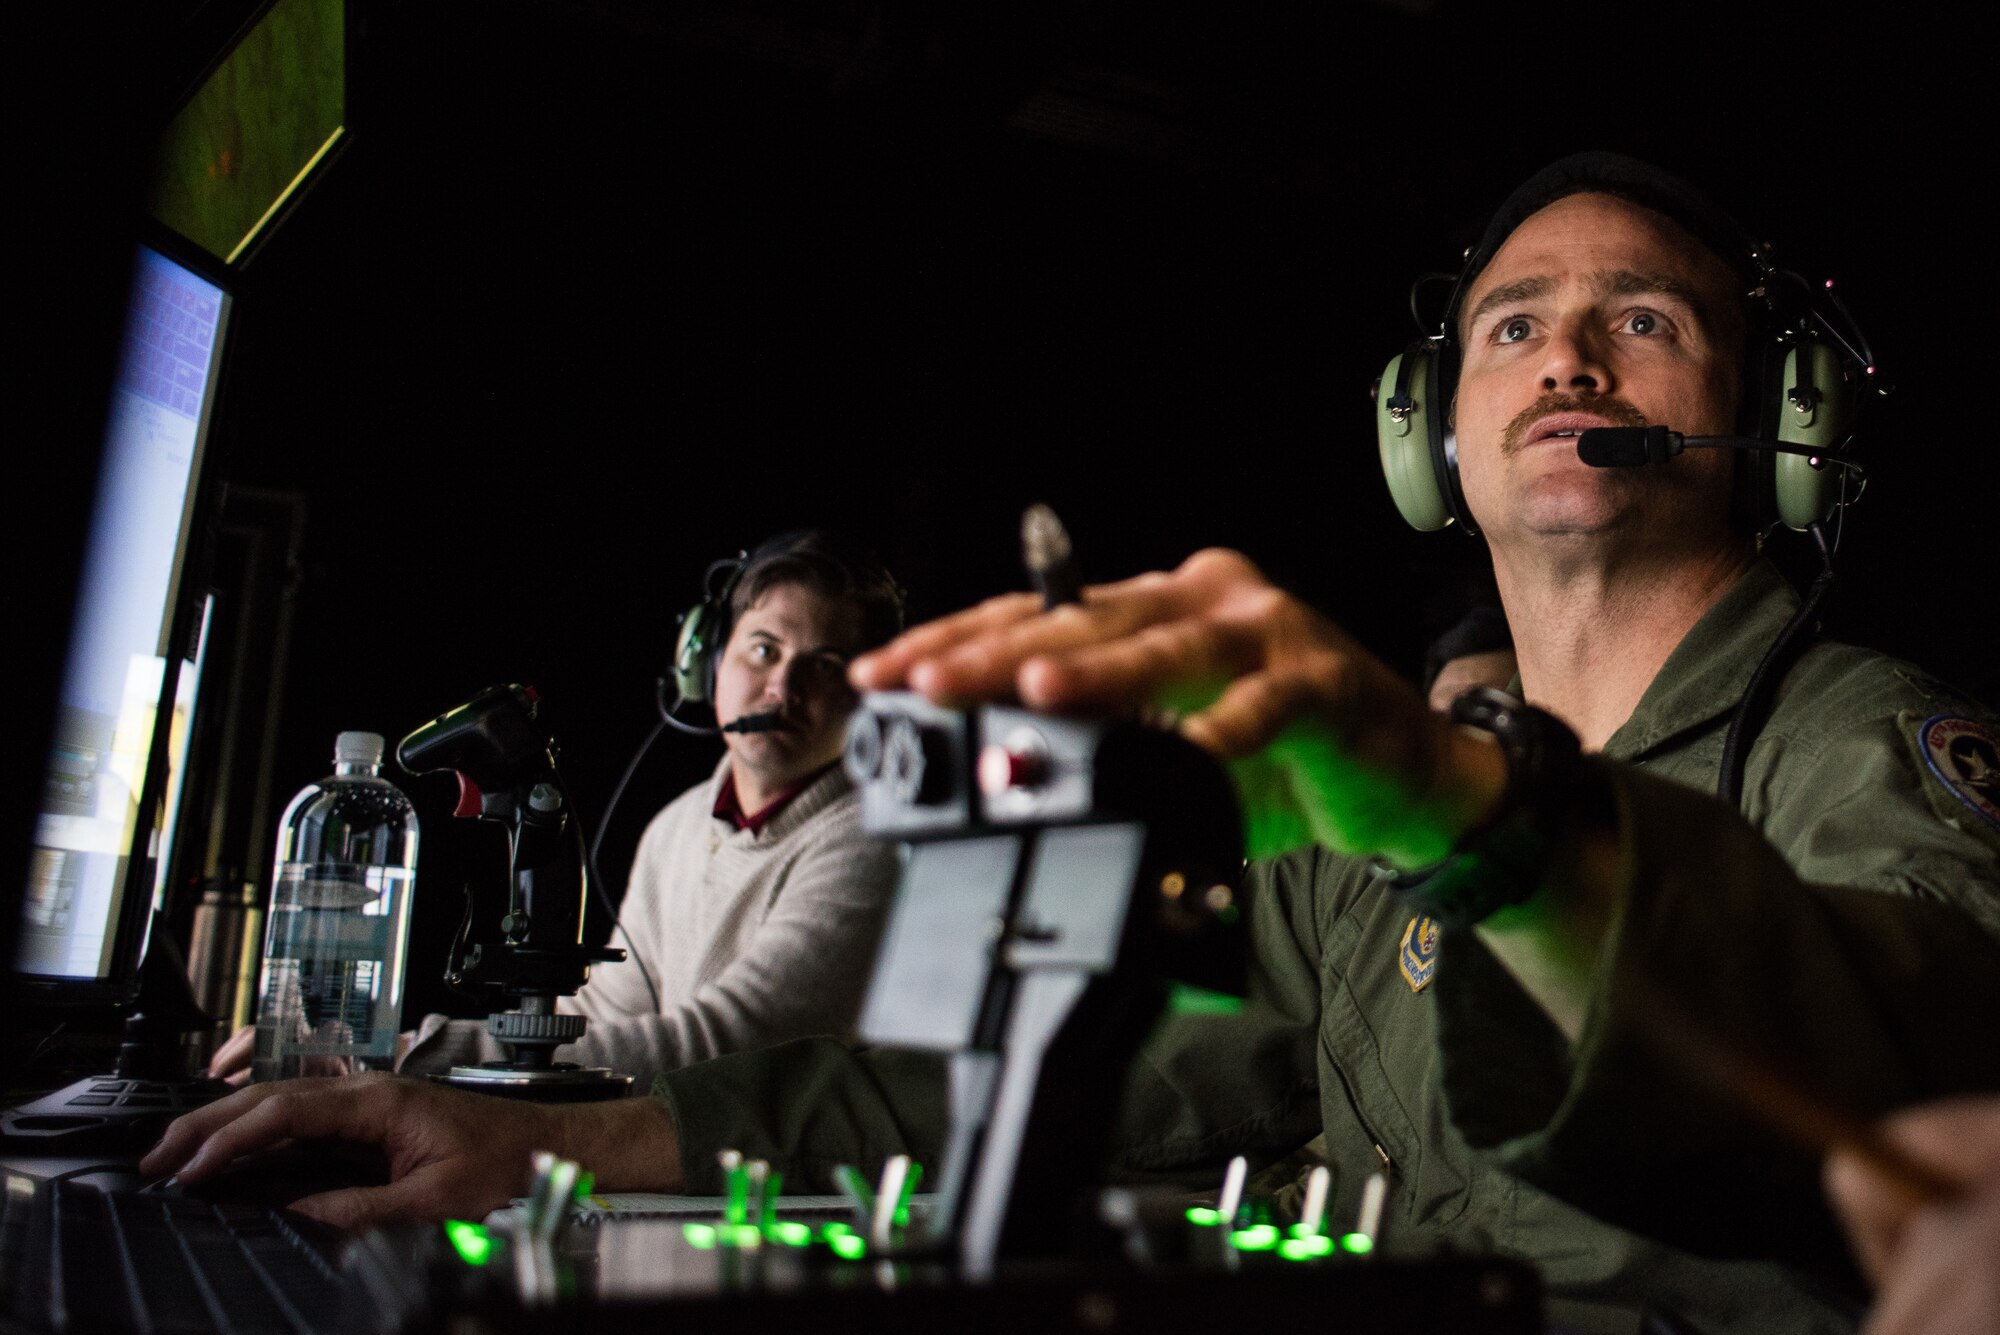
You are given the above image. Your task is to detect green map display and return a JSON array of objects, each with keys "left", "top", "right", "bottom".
[{"left": 149, "top": 0, "right": 346, "bottom": 265}]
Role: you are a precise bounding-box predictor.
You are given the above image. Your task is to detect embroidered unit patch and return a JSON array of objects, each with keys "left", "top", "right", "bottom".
[
  {"left": 1398, "top": 915, "right": 1441, "bottom": 993},
  {"left": 1918, "top": 715, "right": 2000, "bottom": 832}
]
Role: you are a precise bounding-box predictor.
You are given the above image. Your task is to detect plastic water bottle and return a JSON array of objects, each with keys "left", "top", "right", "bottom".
[{"left": 252, "top": 731, "right": 418, "bottom": 1082}]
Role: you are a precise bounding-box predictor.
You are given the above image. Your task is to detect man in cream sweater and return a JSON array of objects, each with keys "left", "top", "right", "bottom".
[
  {"left": 406, "top": 531, "right": 907, "bottom": 1091},
  {"left": 217, "top": 532, "right": 906, "bottom": 1094}
]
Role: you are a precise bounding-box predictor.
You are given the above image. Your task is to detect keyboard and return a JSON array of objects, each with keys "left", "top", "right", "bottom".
[
  {"left": 3, "top": 1076, "right": 233, "bottom": 1153},
  {"left": 0, "top": 1178, "right": 346, "bottom": 1334},
  {"left": 30, "top": 1078, "right": 224, "bottom": 1116}
]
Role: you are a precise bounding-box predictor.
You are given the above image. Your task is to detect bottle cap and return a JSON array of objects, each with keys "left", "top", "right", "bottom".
[{"left": 334, "top": 731, "right": 386, "bottom": 766}]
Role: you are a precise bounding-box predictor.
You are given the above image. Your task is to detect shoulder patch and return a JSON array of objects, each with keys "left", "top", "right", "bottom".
[
  {"left": 1916, "top": 715, "right": 2000, "bottom": 832},
  {"left": 1398, "top": 915, "right": 1440, "bottom": 993}
]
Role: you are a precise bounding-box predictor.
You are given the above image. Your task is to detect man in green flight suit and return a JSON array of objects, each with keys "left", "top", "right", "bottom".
[{"left": 150, "top": 155, "right": 2000, "bottom": 1333}]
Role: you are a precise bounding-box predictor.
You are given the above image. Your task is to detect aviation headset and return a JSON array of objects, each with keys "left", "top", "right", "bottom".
[
  {"left": 667, "top": 530, "right": 907, "bottom": 710},
  {"left": 1372, "top": 152, "right": 1877, "bottom": 538}
]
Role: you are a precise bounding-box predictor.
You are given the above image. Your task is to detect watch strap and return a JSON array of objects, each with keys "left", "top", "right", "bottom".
[{"left": 1369, "top": 688, "right": 1582, "bottom": 928}]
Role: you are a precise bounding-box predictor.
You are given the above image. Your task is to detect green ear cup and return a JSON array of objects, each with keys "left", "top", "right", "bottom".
[
  {"left": 671, "top": 601, "right": 722, "bottom": 703},
  {"left": 1772, "top": 341, "right": 1851, "bottom": 532},
  {"left": 1376, "top": 346, "right": 1456, "bottom": 532}
]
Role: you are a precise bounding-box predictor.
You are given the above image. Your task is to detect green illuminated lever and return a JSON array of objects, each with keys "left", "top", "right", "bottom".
[
  {"left": 523, "top": 1150, "right": 582, "bottom": 1243},
  {"left": 744, "top": 1159, "right": 769, "bottom": 1230},
  {"left": 834, "top": 1162, "right": 875, "bottom": 1229},
  {"left": 824, "top": 1221, "right": 867, "bottom": 1260},
  {"left": 1341, "top": 1170, "right": 1388, "bottom": 1256},
  {"left": 1294, "top": 1164, "right": 1332, "bottom": 1239},
  {"left": 445, "top": 1219, "right": 495, "bottom": 1267},
  {"left": 894, "top": 1161, "right": 923, "bottom": 1228},
  {"left": 756, "top": 1164, "right": 783, "bottom": 1231},
  {"left": 719, "top": 1149, "right": 748, "bottom": 1227},
  {"left": 1216, "top": 1154, "right": 1248, "bottom": 1228},
  {"left": 870, "top": 1154, "right": 912, "bottom": 1246}
]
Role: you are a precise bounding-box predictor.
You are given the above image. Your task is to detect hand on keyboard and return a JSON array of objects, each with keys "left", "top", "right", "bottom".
[{"left": 140, "top": 1072, "right": 682, "bottom": 1230}]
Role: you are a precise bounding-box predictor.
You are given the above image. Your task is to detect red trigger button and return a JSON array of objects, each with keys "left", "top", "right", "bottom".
[{"left": 454, "top": 773, "right": 483, "bottom": 818}]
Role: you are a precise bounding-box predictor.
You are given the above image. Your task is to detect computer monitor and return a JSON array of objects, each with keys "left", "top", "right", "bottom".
[
  {"left": 13, "top": 241, "right": 232, "bottom": 1008},
  {"left": 148, "top": 0, "right": 348, "bottom": 266}
]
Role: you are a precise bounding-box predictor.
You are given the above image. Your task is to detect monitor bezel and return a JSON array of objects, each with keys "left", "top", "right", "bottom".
[{"left": 12, "top": 226, "right": 238, "bottom": 1011}]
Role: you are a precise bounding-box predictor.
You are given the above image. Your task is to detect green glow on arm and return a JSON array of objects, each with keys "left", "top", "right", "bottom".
[
  {"left": 1264, "top": 727, "right": 1468, "bottom": 868},
  {"left": 1226, "top": 712, "right": 1505, "bottom": 868},
  {"left": 1168, "top": 984, "right": 1244, "bottom": 1016},
  {"left": 1279, "top": 1235, "right": 1334, "bottom": 1260},
  {"left": 1340, "top": 1232, "right": 1375, "bottom": 1255},
  {"left": 771, "top": 1221, "right": 813, "bottom": 1246},
  {"left": 1475, "top": 804, "right": 1624, "bottom": 1045},
  {"left": 682, "top": 1222, "right": 717, "bottom": 1249},
  {"left": 1184, "top": 1206, "right": 1221, "bottom": 1226},
  {"left": 829, "top": 1233, "right": 867, "bottom": 1260},
  {"left": 1228, "top": 755, "right": 1318, "bottom": 861},
  {"left": 444, "top": 1220, "right": 493, "bottom": 1267}
]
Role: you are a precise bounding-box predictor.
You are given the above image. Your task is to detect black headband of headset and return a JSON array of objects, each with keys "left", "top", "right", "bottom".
[{"left": 1445, "top": 151, "right": 1767, "bottom": 332}]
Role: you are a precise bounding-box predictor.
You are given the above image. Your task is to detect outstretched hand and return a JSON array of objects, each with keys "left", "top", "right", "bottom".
[
  {"left": 141, "top": 1073, "right": 682, "bottom": 1231},
  {"left": 851, "top": 548, "right": 1505, "bottom": 866}
]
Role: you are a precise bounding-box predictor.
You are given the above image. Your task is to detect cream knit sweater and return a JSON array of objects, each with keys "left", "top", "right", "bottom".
[{"left": 402, "top": 758, "right": 899, "bottom": 1092}]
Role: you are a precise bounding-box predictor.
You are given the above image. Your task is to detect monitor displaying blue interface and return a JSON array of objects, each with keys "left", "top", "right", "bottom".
[{"left": 14, "top": 244, "right": 231, "bottom": 987}]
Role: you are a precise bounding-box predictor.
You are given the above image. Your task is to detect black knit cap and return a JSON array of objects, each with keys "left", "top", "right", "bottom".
[{"left": 1451, "top": 151, "right": 1766, "bottom": 322}]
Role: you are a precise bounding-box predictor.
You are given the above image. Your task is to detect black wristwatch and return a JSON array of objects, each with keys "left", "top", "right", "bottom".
[{"left": 1368, "top": 687, "right": 1584, "bottom": 928}]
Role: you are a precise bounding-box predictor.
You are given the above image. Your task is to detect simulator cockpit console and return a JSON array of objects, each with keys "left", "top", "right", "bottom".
[
  {"left": 320, "top": 690, "right": 1538, "bottom": 1334},
  {"left": 843, "top": 692, "right": 1249, "bottom": 1274}
]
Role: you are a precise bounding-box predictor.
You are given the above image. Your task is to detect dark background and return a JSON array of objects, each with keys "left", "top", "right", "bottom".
[{"left": 14, "top": 0, "right": 1998, "bottom": 1027}]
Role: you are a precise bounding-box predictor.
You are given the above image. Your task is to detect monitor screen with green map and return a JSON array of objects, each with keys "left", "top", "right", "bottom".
[{"left": 149, "top": 0, "right": 346, "bottom": 266}]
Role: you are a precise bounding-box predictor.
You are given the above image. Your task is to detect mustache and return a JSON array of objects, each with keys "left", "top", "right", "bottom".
[
  {"left": 722, "top": 711, "right": 794, "bottom": 734},
  {"left": 1501, "top": 393, "right": 1648, "bottom": 455}
]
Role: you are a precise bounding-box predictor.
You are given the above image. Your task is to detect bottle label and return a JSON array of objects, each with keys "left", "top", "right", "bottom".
[
  {"left": 273, "top": 907, "right": 393, "bottom": 961},
  {"left": 281, "top": 1037, "right": 394, "bottom": 1058},
  {"left": 275, "top": 863, "right": 384, "bottom": 910}
]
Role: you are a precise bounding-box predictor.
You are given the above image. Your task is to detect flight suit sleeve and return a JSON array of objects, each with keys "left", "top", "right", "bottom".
[
  {"left": 1433, "top": 699, "right": 2000, "bottom": 1275},
  {"left": 655, "top": 1040, "right": 950, "bottom": 1194},
  {"left": 1105, "top": 845, "right": 1338, "bottom": 1177}
]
